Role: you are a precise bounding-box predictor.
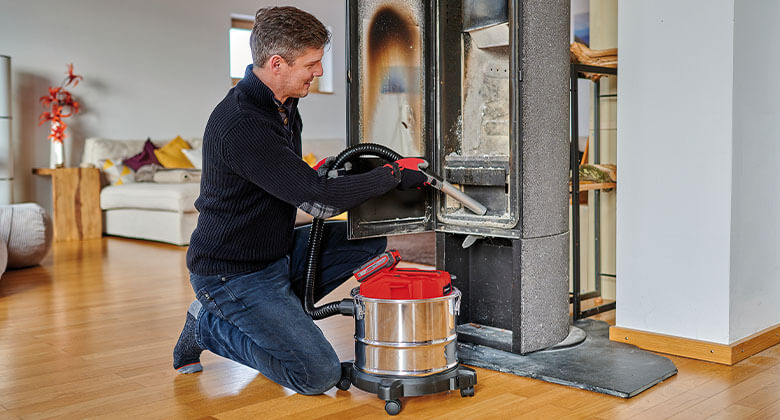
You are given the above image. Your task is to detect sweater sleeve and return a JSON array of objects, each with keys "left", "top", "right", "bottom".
[{"left": 223, "top": 118, "right": 400, "bottom": 218}]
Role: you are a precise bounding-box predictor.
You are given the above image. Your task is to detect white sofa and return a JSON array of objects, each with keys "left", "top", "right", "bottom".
[
  {"left": 82, "top": 137, "right": 345, "bottom": 246},
  {"left": 81, "top": 137, "right": 202, "bottom": 245}
]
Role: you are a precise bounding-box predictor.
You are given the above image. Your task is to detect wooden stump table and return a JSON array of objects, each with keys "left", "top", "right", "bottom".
[{"left": 33, "top": 167, "right": 102, "bottom": 241}]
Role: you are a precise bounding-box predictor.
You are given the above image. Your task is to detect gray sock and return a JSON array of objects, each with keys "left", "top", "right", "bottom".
[{"left": 173, "top": 311, "right": 204, "bottom": 373}]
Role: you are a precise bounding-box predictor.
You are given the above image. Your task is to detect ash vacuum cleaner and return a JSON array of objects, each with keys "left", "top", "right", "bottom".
[{"left": 302, "top": 144, "right": 479, "bottom": 415}]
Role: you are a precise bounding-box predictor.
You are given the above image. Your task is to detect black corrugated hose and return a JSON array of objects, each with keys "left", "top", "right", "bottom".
[{"left": 303, "top": 143, "right": 403, "bottom": 320}]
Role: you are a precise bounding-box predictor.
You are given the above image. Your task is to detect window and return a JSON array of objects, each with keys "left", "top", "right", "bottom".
[
  {"left": 313, "top": 27, "right": 334, "bottom": 94},
  {"left": 229, "top": 18, "right": 334, "bottom": 93},
  {"left": 230, "top": 18, "right": 253, "bottom": 84}
]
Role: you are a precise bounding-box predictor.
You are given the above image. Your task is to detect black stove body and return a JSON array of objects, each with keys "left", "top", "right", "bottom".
[{"left": 346, "top": 0, "right": 571, "bottom": 355}]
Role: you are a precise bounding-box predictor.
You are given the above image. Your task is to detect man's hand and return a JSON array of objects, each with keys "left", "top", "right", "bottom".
[
  {"left": 313, "top": 156, "right": 335, "bottom": 177},
  {"left": 313, "top": 156, "right": 351, "bottom": 178},
  {"left": 385, "top": 158, "right": 429, "bottom": 190}
]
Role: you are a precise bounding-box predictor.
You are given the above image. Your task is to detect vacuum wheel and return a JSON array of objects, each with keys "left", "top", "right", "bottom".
[
  {"left": 384, "top": 399, "right": 402, "bottom": 416},
  {"left": 460, "top": 386, "right": 475, "bottom": 397},
  {"left": 336, "top": 377, "right": 351, "bottom": 391}
]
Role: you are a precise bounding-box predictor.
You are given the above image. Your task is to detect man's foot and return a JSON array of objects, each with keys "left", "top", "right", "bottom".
[{"left": 173, "top": 312, "right": 204, "bottom": 374}]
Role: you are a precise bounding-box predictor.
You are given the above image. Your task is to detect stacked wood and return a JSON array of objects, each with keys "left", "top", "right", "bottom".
[
  {"left": 570, "top": 42, "right": 617, "bottom": 81},
  {"left": 579, "top": 163, "right": 617, "bottom": 184}
]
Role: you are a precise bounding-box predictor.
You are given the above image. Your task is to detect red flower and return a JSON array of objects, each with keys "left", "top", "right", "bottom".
[
  {"left": 65, "top": 64, "right": 83, "bottom": 87},
  {"left": 38, "top": 64, "right": 83, "bottom": 144},
  {"left": 47, "top": 117, "right": 67, "bottom": 143},
  {"left": 38, "top": 112, "right": 52, "bottom": 126},
  {"left": 39, "top": 87, "right": 60, "bottom": 107}
]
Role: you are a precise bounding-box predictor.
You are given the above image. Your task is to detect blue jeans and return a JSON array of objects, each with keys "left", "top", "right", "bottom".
[{"left": 189, "top": 221, "right": 386, "bottom": 395}]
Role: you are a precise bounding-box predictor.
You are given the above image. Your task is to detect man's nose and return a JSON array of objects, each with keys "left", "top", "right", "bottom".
[{"left": 314, "top": 63, "right": 323, "bottom": 78}]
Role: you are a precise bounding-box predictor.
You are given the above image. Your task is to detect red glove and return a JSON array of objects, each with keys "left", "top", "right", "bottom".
[
  {"left": 394, "top": 157, "right": 428, "bottom": 171},
  {"left": 384, "top": 158, "right": 430, "bottom": 190},
  {"left": 313, "top": 156, "right": 338, "bottom": 177},
  {"left": 313, "top": 156, "right": 333, "bottom": 170}
]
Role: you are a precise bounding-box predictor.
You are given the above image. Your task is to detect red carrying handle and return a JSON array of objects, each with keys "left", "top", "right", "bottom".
[{"left": 353, "top": 249, "right": 401, "bottom": 282}]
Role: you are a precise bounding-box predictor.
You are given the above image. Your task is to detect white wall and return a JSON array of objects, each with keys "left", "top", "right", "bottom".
[
  {"left": 0, "top": 0, "right": 346, "bottom": 210},
  {"left": 617, "top": 0, "right": 735, "bottom": 344},
  {"left": 730, "top": 1, "right": 780, "bottom": 342}
]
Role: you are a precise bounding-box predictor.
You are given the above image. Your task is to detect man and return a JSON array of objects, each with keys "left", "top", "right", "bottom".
[{"left": 172, "top": 7, "right": 427, "bottom": 395}]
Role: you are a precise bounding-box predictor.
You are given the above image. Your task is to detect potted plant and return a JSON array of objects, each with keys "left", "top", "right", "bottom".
[{"left": 39, "top": 64, "right": 82, "bottom": 168}]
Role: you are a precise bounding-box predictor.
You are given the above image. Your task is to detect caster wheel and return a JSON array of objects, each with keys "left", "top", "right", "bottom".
[
  {"left": 385, "top": 399, "right": 402, "bottom": 416},
  {"left": 336, "top": 377, "right": 351, "bottom": 391},
  {"left": 460, "top": 386, "right": 475, "bottom": 397}
]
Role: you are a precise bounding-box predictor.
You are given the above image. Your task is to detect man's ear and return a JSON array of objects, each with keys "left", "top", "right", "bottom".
[{"left": 268, "top": 55, "right": 284, "bottom": 73}]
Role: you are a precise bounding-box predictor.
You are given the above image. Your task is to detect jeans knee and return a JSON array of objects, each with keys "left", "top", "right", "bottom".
[{"left": 293, "top": 355, "right": 341, "bottom": 395}]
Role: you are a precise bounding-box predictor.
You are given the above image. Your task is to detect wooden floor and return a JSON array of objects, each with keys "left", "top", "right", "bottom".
[{"left": 1, "top": 238, "right": 779, "bottom": 419}]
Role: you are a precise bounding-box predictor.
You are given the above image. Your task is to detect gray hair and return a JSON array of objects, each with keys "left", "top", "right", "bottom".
[{"left": 250, "top": 7, "right": 330, "bottom": 67}]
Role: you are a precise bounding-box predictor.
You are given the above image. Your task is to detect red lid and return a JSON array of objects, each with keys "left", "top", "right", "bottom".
[{"left": 359, "top": 267, "right": 452, "bottom": 300}]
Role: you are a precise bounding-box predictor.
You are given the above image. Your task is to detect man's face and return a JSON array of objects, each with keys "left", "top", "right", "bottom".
[{"left": 279, "top": 47, "right": 324, "bottom": 99}]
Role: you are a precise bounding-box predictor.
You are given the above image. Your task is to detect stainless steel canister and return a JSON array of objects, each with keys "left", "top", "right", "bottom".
[{"left": 353, "top": 288, "right": 461, "bottom": 376}]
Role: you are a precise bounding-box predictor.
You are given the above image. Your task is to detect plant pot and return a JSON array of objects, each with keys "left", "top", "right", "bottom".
[{"left": 50, "top": 140, "right": 64, "bottom": 168}]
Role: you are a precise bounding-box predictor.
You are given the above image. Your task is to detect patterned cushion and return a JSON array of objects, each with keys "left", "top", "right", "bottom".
[
  {"left": 154, "top": 136, "right": 194, "bottom": 169},
  {"left": 100, "top": 159, "right": 135, "bottom": 185}
]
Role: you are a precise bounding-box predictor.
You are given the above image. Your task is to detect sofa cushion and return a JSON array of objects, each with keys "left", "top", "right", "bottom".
[
  {"left": 123, "top": 139, "right": 160, "bottom": 171},
  {"left": 182, "top": 146, "right": 202, "bottom": 169},
  {"left": 154, "top": 136, "right": 194, "bottom": 169},
  {"left": 81, "top": 137, "right": 203, "bottom": 168},
  {"left": 100, "top": 158, "right": 135, "bottom": 185},
  {"left": 134, "top": 164, "right": 162, "bottom": 182},
  {"left": 100, "top": 183, "right": 200, "bottom": 213}
]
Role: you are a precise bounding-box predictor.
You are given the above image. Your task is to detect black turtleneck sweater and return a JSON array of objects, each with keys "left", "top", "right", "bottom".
[{"left": 187, "top": 65, "right": 399, "bottom": 276}]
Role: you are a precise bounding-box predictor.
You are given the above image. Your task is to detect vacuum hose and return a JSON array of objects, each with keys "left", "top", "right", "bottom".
[{"left": 303, "top": 143, "right": 403, "bottom": 320}]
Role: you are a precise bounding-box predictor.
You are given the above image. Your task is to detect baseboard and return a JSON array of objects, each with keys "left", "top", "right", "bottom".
[
  {"left": 731, "top": 324, "right": 780, "bottom": 364},
  {"left": 609, "top": 323, "right": 780, "bottom": 365}
]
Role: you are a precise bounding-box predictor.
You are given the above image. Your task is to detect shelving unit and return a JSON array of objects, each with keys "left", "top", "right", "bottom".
[{"left": 570, "top": 63, "right": 617, "bottom": 321}]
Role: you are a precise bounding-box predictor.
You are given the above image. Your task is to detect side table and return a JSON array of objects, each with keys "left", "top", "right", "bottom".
[{"left": 32, "top": 167, "right": 102, "bottom": 241}]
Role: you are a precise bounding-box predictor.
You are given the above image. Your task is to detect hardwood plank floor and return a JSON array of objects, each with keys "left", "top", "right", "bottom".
[{"left": 0, "top": 237, "right": 778, "bottom": 419}]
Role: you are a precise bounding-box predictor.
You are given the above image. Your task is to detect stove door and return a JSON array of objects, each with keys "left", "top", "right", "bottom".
[
  {"left": 347, "top": 0, "right": 521, "bottom": 240},
  {"left": 434, "top": 0, "right": 521, "bottom": 238},
  {"left": 346, "top": 0, "right": 434, "bottom": 239}
]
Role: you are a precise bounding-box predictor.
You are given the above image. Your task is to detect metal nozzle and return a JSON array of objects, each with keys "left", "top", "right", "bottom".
[{"left": 425, "top": 174, "right": 488, "bottom": 216}]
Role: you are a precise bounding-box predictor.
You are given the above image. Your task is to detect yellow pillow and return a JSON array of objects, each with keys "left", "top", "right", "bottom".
[
  {"left": 154, "top": 136, "right": 194, "bottom": 168},
  {"left": 303, "top": 152, "right": 317, "bottom": 167}
]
